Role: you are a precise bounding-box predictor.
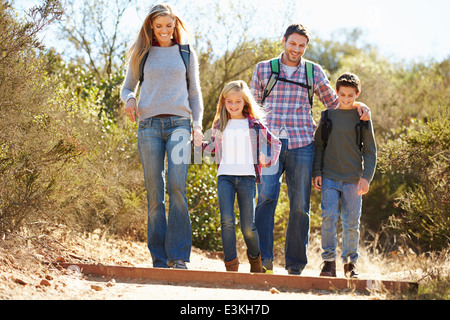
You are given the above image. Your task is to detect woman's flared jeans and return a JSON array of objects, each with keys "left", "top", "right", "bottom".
[{"left": 137, "top": 116, "right": 192, "bottom": 268}]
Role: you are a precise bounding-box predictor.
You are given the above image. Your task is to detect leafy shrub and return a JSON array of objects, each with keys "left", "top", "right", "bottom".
[
  {"left": 378, "top": 110, "right": 450, "bottom": 251},
  {"left": 187, "top": 163, "right": 222, "bottom": 251}
]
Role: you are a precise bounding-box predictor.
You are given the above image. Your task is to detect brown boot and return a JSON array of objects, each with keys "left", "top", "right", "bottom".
[
  {"left": 247, "top": 252, "right": 263, "bottom": 273},
  {"left": 319, "top": 261, "right": 336, "bottom": 277},
  {"left": 224, "top": 257, "right": 239, "bottom": 272}
]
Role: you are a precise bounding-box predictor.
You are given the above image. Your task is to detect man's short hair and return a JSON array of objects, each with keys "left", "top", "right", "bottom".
[
  {"left": 284, "top": 24, "right": 311, "bottom": 44},
  {"left": 336, "top": 73, "right": 361, "bottom": 94}
]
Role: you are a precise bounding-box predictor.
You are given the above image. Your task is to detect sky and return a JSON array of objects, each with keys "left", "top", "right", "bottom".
[
  {"left": 15, "top": 0, "right": 450, "bottom": 63},
  {"left": 287, "top": 0, "right": 450, "bottom": 62}
]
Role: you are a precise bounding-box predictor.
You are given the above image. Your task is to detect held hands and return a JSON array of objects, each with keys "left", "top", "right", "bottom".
[
  {"left": 125, "top": 99, "right": 204, "bottom": 147},
  {"left": 193, "top": 126, "right": 203, "bottom": 147}
]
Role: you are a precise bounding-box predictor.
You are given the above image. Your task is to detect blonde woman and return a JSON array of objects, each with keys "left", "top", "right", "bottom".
[
  {"left": 203, "top": 81, "right": 281, "bottom": 273},
  {"left": 121, "top": 4, "right": 204, "bottom": 269}
]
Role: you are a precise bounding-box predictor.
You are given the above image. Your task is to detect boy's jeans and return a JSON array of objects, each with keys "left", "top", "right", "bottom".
[
  {"left": 217, "top": 175, "right": 260, "bottom": 262},
  {"left": 321, "top": 178, "right": 362, "bottom": 264},
  {"left": 255, "top": 140, "right": 313, "bottom": 272},
  {"left": 137, "top": 116, "right": 192, "bottom": 268}
]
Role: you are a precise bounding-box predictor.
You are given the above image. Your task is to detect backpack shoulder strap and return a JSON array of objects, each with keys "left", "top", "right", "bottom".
[
  {"left": 261, "top": 58, "right": 280, "bottom": 105},
  {"left": 355, "top": 120, "right": 369, "bottom": 152},
  {"left": 139, "top": 50, "right": 150, "bottom": 86},
  {"left": 305, "top": 60, "right": 315, "bottom": 107},
  {"left": 320, "top": 109, "right": 332, "bottom": 170},
  {"left": 321, "top": 110, "right": 331, "bottom": 147},
  {"left": 179, "top": 44, "right": 190, "bottom": 90}
]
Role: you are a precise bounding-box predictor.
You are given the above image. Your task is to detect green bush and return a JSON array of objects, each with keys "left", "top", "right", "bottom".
[
  {"left": 187, "top": 163, "right": 222, "bottom": 251},
  {"left": 378, "top": 110, "right": 450, "bottom": 251}
]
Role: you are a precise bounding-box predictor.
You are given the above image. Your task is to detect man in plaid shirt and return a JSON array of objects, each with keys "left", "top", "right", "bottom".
[{"left": 251, "top": 24, "right": 370, "bottom": 275}]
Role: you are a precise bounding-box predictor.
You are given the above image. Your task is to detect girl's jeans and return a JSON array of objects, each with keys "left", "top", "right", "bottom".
[
  {"left": 217, "top": 175, "right": 260, "bottom": 262},
  {"left": 137, "top": 116, "right": 192, "bottom": 268},
  {"left": 321, "top": 178, "right": 362, "bottom": 264}
]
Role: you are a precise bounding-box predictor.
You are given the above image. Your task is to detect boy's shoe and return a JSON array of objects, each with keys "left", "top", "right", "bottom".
[
  {"left": 261, "top": 259, "right": 273, "bottom": 274},
  {"left": 319, "top": 261, "right": 336, "bottom": 277},
  {"left": 224, "top": 257, "right": 239, "bottom": 272},
  {"left": 344, "top": 263, "right": 359, "bottom": 278},
  {"left": 169, "top": 260, "right": 188, "bottom": 269}
]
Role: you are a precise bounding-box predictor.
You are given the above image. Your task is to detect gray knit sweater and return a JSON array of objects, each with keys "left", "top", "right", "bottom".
[{"left": 121, "top": 44, "right": 204, "bottom": 128}]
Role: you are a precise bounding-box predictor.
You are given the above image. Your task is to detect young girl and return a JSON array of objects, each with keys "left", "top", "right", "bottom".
[{"left": 203, "top": 80, "right": 281, "bottom": 273}]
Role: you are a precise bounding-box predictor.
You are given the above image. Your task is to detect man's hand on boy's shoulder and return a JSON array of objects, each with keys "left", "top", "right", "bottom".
[{"left": 354, "top": 102, "right": 371, "bottom": 121}]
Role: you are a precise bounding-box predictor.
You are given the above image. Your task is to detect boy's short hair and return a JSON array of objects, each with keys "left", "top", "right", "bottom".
[
  {"left": 336, "top": 73, "right": 361, "bottom": 94},
  {"left": 284, "top": 24, "right": 311, "bottom": 44}
]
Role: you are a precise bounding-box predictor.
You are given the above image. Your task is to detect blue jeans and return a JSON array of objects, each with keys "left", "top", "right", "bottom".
[
  {"left": 217, "top": 175, "right": 260, "bottom": 262},
  {"left": 137, "top": 116, "right": 192, "bottom": 268},
  {"left": 321, "top": 178, "right": 362, "bottom": 264},
  {"left": 255, "top": 140, "right": 313, "bottom": 271}
]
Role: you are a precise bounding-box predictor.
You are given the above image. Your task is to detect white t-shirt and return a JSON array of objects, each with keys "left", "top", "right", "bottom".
[{"left": 217, "top": 119, "right": 256, "bottom": 177}]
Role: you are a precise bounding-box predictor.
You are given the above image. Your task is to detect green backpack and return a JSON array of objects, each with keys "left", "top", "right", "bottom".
[{"left": 261, "top": 58, "right": 315, "bottom": 107}]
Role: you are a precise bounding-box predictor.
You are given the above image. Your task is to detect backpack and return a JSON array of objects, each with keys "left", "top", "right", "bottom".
[
  {"left": 320, "top": 109, "right": 369, "bottom": 154},
  {"left": 139, "top": 44, "right": 190, "bottom": 89},
  {"left": 261, "top": 58, "right": 315, "bottom": 107}
]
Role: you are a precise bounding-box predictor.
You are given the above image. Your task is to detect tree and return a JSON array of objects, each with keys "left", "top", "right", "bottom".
[{"left": 57, "top": 0, "right": 133, "bottom": 80}]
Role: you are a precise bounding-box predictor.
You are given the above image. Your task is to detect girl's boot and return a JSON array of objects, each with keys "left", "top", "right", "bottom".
[
  {"left": 247, "top": 252, "right": 263, "bottom": 273},
  {"left": 224, "top": 257, "right": 239, "bottom": 272}
]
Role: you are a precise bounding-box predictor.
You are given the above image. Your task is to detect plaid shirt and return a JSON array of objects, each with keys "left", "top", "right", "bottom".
[
  {"left": 202, "top": 116, "right": 281, "bottom": 184},
  {"left": 251, "top": 55, "right": 339, "bottom": 149}
]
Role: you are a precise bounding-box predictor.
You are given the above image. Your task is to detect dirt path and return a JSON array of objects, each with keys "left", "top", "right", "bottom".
[{"left": 0, "top": 228, "right": 390, "bottom": 301}]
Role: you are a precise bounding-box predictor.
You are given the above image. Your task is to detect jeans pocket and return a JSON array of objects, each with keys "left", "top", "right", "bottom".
[
  {"left": 138, "top": 118, "right": 151, "bottom": 130},
  {"left": 172, "top": 117, "right": 191, "bottom": 128}
]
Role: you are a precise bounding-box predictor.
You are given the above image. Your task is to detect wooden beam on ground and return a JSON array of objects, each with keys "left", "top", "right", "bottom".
[{"left": 57, "top": 263, "right": 418, "bottom": 295}]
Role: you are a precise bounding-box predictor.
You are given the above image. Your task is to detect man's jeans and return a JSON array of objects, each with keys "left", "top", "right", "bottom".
[
  {"left": 218, "top": 175, "right": 260, "bottom": 262},
  {"left": 321, "top": 178, "right": 362, "bottom": 264},
  {"left": 255, "top": 140, "right": 314, "bottom": 272},
  {"left": 137, "top": 116, "right": 192, "bottom": 268}
]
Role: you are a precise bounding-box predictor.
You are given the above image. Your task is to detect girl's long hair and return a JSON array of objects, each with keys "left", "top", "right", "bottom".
[
  {"left": 126, "top": 3, "right": 191, "bottom": 78},
  {"left": 213, "top": 80, "right": 266, "bottom": 132}
]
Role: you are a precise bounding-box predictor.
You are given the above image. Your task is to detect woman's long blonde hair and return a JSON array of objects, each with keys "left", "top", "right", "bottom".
[
  {"left": 126, "top": 3, "right": 190, "bottom": 78},
  {"left": 213, "top": 80, "right": 266, "bottom": 132}
]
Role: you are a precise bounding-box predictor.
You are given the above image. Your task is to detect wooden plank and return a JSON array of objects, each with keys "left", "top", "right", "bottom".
[{"left": 58, "top": 263, "right": 418, "bottom": 294}]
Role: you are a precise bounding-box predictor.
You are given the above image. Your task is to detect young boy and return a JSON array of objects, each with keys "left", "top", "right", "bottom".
[{"left": 313, "top": 73, "right": 377, "bottom": 278}]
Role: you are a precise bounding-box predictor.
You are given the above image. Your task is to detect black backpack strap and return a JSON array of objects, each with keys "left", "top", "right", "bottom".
[
  {"left": 320, "top": 110, "right": 332, "bottom": 170},
  {"left": 355, "top": 120, "right": 369, "bottom": 152},
  {"left": 139, "top": 50, "right": 150, "bottom": 86},
  {"left": 179, "top": 44, "right": 190, "bottom": 89}
]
